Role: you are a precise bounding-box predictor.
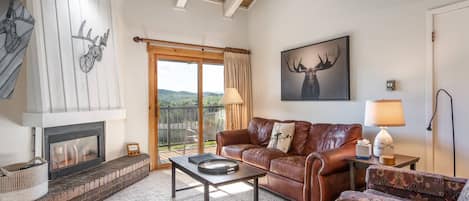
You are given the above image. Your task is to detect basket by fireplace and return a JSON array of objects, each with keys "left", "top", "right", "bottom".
[{"left": 0, "top": 157, "right": 48, "bottom": 201}]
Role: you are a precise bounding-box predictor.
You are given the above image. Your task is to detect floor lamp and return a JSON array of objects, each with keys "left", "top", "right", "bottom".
[
  {"left": 221, "top": 88, "right": 243, "bottom": 130},
  {"left": 426, "top": 89, "right": 456, "bottom": 177}
]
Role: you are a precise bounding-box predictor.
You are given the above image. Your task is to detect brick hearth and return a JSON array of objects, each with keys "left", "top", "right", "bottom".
[{"left": 38, "top": 154, "right": 150, "bottom": 201}]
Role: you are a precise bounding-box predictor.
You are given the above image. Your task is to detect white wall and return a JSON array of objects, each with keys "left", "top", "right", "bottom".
[
  {"left": 0, "top": 64, "right": 33, "bottom": 166},
  {"left": 111, "top": 0, "right": 249, "bottom": 154},
  {"left": 248, "top": 0, "right": 461, "bottom": 171},
  {"left": 105, "top": 119, "right": 126, "bottom": 160}
]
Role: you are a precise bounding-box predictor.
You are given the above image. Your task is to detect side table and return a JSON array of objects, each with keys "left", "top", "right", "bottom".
[{"left": 346, "top": 154, "right": 420, "bottom": 190}]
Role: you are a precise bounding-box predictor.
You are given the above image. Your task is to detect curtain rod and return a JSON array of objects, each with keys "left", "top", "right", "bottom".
[{"left": 133, "top": 36, "right": 250, "bottom": 55}]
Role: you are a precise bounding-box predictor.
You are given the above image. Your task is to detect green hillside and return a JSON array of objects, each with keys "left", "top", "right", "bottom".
[{"left": 158, "top": 89, "right": 223, "bottom": 106}]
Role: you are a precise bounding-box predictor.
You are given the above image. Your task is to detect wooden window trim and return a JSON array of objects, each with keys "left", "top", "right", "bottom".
[
  {"left": 148, "top": 46, "right": 223, "bottom": 170},
  {"left": 147, "top": 45, "right": 224, "bottom": 62}
]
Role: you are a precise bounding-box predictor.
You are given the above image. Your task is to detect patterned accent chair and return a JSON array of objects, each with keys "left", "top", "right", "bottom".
[{"left": 337, "top": 165, "right": 468, "bottom": 201}]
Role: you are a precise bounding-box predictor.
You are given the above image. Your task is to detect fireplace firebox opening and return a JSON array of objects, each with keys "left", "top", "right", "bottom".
[{"left": 44, "top": 122, "right": 105, "bottom": 180}]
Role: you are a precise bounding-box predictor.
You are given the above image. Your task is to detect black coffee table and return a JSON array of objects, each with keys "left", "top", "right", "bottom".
[{"left": 170, "top": 155, "right": 266, "bottom": 201}]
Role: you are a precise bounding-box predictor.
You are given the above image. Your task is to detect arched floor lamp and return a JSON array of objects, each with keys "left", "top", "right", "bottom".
[{"left": 426, "top": 89, "right": 456, "bottom": 177}]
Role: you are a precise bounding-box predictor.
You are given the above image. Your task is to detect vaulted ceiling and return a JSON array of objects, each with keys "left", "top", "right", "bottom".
[{"left": 175, "top": 0, "right": 255, "bottom": 17}]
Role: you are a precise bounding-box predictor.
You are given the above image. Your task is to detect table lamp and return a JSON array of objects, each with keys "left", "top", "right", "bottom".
[
  {"left": 364, "top": 100, "right": 406, "bottom": 157},
  {"left": 221, "top": 88, "right": 243, "bottom": 129}
]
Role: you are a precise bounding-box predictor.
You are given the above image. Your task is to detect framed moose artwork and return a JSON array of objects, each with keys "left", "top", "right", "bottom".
[{"left": 281, "top": 36, "right": 350, "bottom": 101}]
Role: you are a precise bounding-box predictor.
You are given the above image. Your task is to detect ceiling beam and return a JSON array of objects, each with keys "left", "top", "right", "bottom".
[
  {"left": 175, "top": 0, "right": 188, "bottom": 9},
  {"left": 224, "top": 0, "right": 243, "bottom": 17},
  {"left": 240, "top": 0, "right": 255, "bottom": 9}
]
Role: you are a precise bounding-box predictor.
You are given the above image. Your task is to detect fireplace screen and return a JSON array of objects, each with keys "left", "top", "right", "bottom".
[
  {"left": 50, "top": 136, "right": 98, "bottom": 171},
  {"left": 44, "top": 122, "right": 105, "bottom": 179}
]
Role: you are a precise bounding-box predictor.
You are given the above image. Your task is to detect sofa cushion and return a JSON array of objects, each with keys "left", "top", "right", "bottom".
[
  {"left": 367, "top": 165, "right": 445, "bottom": 198},
  {"left": 337, "top": 190, "right": 406, "bottom": 201},
  {"left": 364, "top": 189, "right": 410, "bottom": 201},
  {"left": 283, "top": 120, "right": 311, "bottom": 155},
  {"left": 267, "top": 122, "right": 295, "bottom": 153},
  {"left": 247, "top": 117, "right": 312, "bottom": 155},
  {"left": 303, "top": 124, "right": 362, "bottom": 155},
  {"left": 248, "top": 118, "right": 278, "bottom": 146},
  {"left": 242, "top": 148, "right": 287, "bottom": 170},
  {"left": 221, "top": 144, "right": 261, "bottom": 160},
  {"left": 270, "top": 156, "right": 306, "bottom": 183}
]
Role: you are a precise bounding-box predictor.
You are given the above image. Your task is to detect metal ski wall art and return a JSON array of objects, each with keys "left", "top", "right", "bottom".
[{"left": 0, "top": 0, "right": 35, "bottom": 99}]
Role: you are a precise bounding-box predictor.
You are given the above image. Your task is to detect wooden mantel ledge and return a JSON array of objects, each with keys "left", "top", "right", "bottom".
[{"left": 22, "top": 109, "right": 126, "bottom": 127}]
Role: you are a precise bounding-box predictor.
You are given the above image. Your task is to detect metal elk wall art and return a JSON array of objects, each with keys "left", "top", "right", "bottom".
[
  {"left": 0, "top": 0, "right": 34, "bottom": 99},
  {"left": 72, "top": 20, "right": 110, "bottom": 73},
  {"left": 281, "top": 36, "right": 350, "bottom": 101}
]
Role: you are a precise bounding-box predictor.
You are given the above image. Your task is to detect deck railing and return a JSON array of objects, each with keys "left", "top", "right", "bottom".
[{"left": 158, "top": 105, "right": 225, "bottom": 149}]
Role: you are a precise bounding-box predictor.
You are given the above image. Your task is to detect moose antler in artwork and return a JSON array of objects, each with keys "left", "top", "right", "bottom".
[
  {"left": 72, "top": 20, "right": 110, "bottom": 73},
  {"left": 284, "top": 46, "right": 341, "bottom": 99},
  {"left": 0, "top": 0, "right": 35, "bottom": 54}
]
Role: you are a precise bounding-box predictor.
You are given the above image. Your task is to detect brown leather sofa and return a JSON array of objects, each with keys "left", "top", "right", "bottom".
[{"left": 216, "top": 117, "right": 363, "bottom": 201}]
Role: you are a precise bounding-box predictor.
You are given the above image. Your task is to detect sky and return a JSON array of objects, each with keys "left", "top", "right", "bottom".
[{"left": 157, "top": 60, "right": 224, "bottom": 94}]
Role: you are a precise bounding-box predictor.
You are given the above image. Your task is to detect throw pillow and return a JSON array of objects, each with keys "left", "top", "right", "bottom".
[
  {"left": 458, "top": 181, "right": 469, "bottom": 201},
  {"left": 267, "top": 122, "right": 295, "bottom": 153}
]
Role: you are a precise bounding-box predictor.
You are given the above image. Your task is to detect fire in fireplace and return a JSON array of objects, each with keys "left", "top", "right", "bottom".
[{"left": 44, "top": 122, "right": 105, "bottom": 179}]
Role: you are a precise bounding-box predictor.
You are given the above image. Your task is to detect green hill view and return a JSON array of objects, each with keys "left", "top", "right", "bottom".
[{"left": 158, "top": 89, "right": 223, "bottom": 107}]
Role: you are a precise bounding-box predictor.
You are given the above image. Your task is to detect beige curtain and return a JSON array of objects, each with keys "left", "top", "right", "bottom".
[{"left": 224, "top": 52, "right": 253, "bottom": 130}]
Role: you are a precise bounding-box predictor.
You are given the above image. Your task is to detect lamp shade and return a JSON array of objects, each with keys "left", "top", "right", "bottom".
[
  {"left": 364, "top": 99, "right": 405, "bottom": 127},
  {"left": 221, "top": 88, "right": 243, "bottom": 105}
]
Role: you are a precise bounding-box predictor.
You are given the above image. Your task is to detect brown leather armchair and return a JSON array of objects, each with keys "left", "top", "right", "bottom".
[{"left": 216, "top": 117, "right": 363, "bottom": 201}]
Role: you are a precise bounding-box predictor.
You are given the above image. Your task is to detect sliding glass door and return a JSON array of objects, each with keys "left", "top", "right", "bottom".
[
  {"left": 155, "top": 56, "right": 224, "bottom": 167},
  {"left": 202, "top": 63, "right": 225, "bottom": 154}
]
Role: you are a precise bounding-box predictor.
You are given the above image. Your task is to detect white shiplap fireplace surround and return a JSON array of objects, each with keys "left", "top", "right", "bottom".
[{"left": 22, "top": 0, "right": 125, "bottom": 158}]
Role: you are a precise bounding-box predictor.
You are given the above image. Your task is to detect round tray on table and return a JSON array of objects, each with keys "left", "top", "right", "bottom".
[{"left": 197, "top": 159, "right": 239, "bottom": 175}]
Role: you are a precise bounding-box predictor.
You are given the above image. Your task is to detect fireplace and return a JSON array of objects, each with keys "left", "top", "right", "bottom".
[{"left": 44, "top": 122, "right": 105, "bottom": 179}]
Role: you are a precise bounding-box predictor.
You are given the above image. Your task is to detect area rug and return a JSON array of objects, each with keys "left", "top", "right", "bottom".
[{"left": 106, "top": 169, "right": 286, "bottom": 201}]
